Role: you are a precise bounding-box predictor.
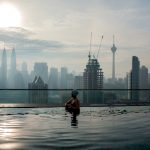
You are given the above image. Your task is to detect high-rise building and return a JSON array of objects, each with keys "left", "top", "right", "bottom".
[
  {"left": 74, "top": 76, "right": 83, "bottom": 89},
  {"left": 11, "top": 48, "right": 16, "bottom": 72},
  {"left": 15, "top": 71, "right": 25, "bottom": 88},
  {"left": 74, "top": 75, "right": 83, "bottom": 103},
  {"left": 21, "top": 62, "right": 29, "bottom": 88},
  {"left": 140, "top": 66, "right": 149, "bottom": 101},
  {"left": 1, "top": 48, "right": 7, "bottom": 88},
  {"left": 28, "top": 76, "right": 48, "bottom": 104},
  {"left": 126, "top": 72, "right": 131, "bottom": 100},
  {"left": 140, "top": 66, "right": 148, "bottom": 89},
  {"left": 60, "top": 67, "right": 68, "bottom": 89},
  {"left": 148, "top": 73, "right": 150, "bottom": 84},
  {"left": 67, "top": 73, "right": 74, "bottom": 89},
  {"left": 9, "top": 48, "right": 17, "bottom": 88},
  {"left": 83, "top": 53, "right": 103, "bottom": 104},
  {"left": 48, "top": 67, "right": 58, "bottom": 89},
  {"left": 34, "top": 63, "right": 48, "bottom": 83},
  {"left": 111, "top": 35, "right": 117, "bottom": 82},
  {"left": 131, "top": 56, "right": 140, "bottom": 101}
]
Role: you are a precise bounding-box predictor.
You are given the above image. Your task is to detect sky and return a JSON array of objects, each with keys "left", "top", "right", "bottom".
[{"left": 0, "top": 0, "right": 150, "bottom": 78}]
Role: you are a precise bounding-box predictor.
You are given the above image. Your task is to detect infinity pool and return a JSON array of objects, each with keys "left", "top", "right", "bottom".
[{"left": 0, "top": 106, "right": 150, "bottom": 150}]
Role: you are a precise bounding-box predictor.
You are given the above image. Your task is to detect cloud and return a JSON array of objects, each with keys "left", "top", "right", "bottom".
[{"left": 0, "top": 27, "right": 66, "bottom": 54}]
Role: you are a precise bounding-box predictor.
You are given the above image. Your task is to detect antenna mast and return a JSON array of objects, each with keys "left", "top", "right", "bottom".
[
  {"left": 96, "top": 35, "right": 103, "bottom": 59},
  {"left": 90, "top": 32, "right": 92, "bottom": 53},
  {"left": 113, "top": 34, "right": 115, "bottom": 44}
]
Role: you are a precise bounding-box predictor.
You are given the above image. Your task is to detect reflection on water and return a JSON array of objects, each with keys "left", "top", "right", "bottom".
[
  {"left": 0, "top": 123, "right": 13, "bottom": 138},
  {"left": 71, "top": 115, "right": 78, "bottom": 127},
  {"left": 0, "top": 107, "right": 150, "bottom": 150}
]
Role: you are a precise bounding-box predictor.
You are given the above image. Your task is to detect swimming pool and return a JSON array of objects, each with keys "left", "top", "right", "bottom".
[{"left": 0, "top": 106, "right": 150, "bottom": 150}]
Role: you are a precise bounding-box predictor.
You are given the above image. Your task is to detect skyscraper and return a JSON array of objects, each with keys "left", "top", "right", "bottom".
[
  {"left": 83, "top": 53, "right": 103, "bottom": 104},
  {"left": 21, "top": 62, "right": 29, "bottom": 88},
  {"left": 131, "top": 56, "right": 140, "bottom": 101},
  {"left": 28, "top": 76, "right": 48, "bottom": 104},
  {"left": 67, "top": 73, "right": 74, "bottom": 89},
  {"left": 60, "top": 67, "right": 68, "bottom": 89},
  {"left": 1, "top": 48, "right": 7, "bottom": 88},
  {"left": 140, "top": 65, "right": 149, "bottom": 101},
  {"left": 34, "top": 63, "right": 48, "bottom": 83},
  {"left": 9, "top": 48, "right": 17, "bottom": 88},
  {"left": 111, "top": 35, "right": 117, "bottom": 82},
  {"left": 140, "top": 66, "right": 148, "bottom": 89},
  {"left": 48, "top": 67, "right": 58, "bottom": 89},
  {"left": 74, "top": 76, "right": 83, "bottom": 89}
]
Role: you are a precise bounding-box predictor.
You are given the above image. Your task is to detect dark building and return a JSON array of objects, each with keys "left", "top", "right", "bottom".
[
  {"left": 140, "top": 65, "right": 149, "bottom": 101},
  {"left": 28, "top": 76, "right": 48, "bottom": 104},
  {"left": 140, "top": 66, "right": 148, "bottom": 89},
  {"left": 83, "top": 53, "right": 103, "bottom": 104},
  {"left": 131, "top": 56, "right": 140, "bottom": 101}
]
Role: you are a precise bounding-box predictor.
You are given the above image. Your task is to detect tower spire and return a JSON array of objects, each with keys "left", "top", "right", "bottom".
[
  {"left": 111, "top": 35, "right": 117, "bottom": 82},
  {"left": 1, "top": 46, "right": 7, "bottom": 88},
  {"left": 113, "top": 34, "right": 115, "bottom": 45}
]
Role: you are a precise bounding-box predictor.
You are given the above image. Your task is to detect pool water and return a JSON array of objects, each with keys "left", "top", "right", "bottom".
[{"left": 0, "top": 106, "right": 150, "bottom": 150}]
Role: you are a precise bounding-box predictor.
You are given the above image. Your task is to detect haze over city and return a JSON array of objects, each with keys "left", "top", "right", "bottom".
[
  {"left": 0, "top": 0, "right": 150, "bottom": 78},
  {"left": 0, "top": 1, "right": 150, "bottom": 150}
]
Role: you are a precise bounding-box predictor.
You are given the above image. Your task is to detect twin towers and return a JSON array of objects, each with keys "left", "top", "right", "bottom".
[{"left": 1, "top": 47, "right": 16, "bottom": 88}]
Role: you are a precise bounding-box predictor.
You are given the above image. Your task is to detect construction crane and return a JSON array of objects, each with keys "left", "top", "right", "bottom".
[
  {"left": 96, "top": 35, "right": 103, "bottom": 59},
  {"left": 88, "top": 32, "right": 92, "bottom": 60}
]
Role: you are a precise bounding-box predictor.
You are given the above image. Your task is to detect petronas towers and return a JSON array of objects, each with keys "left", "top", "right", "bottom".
[
  {"left": 1, "top": 48, "right": 7, "bottom": 88},
  {"left": 0, "top": 47, "right": 16, "bottom": 88}
]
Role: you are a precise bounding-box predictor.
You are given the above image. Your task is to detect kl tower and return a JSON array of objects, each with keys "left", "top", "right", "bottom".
[{"left": 111, "top": 35, "right": 117, "bottom": 82}]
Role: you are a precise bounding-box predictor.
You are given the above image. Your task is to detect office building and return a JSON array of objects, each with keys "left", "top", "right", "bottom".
[
  {"left": 131, "top": 56, "right": 140, "bottom": 101},
  {"left": 83, "top": 53, "right": 103, "bottom": 104},
  {"left": 28, "top": 76, "right": 48, "bottom": 104}
]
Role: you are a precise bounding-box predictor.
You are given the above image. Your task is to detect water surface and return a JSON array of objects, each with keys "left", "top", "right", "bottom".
[{"left": 0, "top": 106, "right": 150, "bottom": 150}]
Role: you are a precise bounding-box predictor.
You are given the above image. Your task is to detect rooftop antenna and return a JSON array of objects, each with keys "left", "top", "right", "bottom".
[
  {"left": 88, "top": 32, "right": 92, "bottom": 60},
  {"left": 96, "top": 35, "right": 103, "bottom": 59},
  {"left": 113, "top": 34, "right": 115, "bottom": 44}
]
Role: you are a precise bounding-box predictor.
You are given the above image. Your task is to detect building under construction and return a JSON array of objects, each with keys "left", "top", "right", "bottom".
[{"left": 83, "top": 53, "right": 104, "bottom": 104}]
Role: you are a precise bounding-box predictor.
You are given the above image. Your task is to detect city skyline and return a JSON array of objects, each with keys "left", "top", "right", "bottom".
[
  {"left": 0, "top": 47, "right": 150, "bottom": 82},
  {"left": 0, "top": 0, "right": 149, "bottom": 78}
]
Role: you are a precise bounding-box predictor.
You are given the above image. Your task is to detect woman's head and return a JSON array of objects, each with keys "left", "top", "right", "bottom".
[{"left": 71, "top": 90, "right": 79, "bottom": 98}]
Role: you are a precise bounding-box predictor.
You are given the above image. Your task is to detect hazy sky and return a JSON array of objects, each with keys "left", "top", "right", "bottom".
[{"left": 0, "top": 0, "right": 150, "bottom": 78}]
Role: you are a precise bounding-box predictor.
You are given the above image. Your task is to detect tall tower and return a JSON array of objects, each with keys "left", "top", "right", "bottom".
[
  {"left": 83, "top": 53, "right": 103, "bottom": 104},
  {"left": 11, "top": 48, "right": 16, "bottom": 72},
  {"left": 9, "top": 48, "right": 17, "bottom": 88},
  {"left": 131, "top": 56, "right": 140, "bottom": 101},
  {"left": 1, "top": 48, "right": 7, "bottom": 88},
  {"left": 111, "top": 35, "right": 117, "bottom": 82}
]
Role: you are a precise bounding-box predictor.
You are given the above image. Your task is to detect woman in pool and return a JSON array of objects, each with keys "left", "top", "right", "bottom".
[{"left": 65, "top": 90, "right": 80, "bottom": 116}]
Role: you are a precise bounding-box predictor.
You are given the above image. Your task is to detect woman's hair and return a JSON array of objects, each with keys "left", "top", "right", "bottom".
[{"left": 71, "top": 90, "right": 79, "bottom": 98}]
